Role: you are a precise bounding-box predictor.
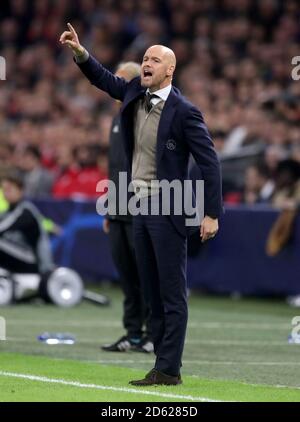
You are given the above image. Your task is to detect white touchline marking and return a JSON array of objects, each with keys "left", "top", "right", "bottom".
[
  {"left": 92, "top": 360, "right": 300, "bottom": 366},
  {"left": 275, "top": 384, "right": 300, "bottom": 390},
  {"left": 0, "top": 371, "right": 224, "bottom": 402},
  {"left": 187, "top": 322, "right": 291, "bottom": 330},
  {"left": 6, "top": 337, "right": 290, "bottom": 347},
  {"left": 186, "top": 340, "right": 289, "bottom": 346},
  {"left": 6, "top": 320, "right": 122, "bottom": 328},
  {"left": 240, "top": 381, "right": 300, "bottom": 391},
  {"left": 5, "top": 320, "right": 292, "bottom": 330}
]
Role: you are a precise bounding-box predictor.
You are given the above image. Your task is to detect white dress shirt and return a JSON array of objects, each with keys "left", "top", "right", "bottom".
[{"left": 146, "top": 85, "right": 172, "bottom": 106}]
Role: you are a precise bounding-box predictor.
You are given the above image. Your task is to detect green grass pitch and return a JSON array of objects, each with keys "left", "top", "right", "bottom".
[{"left": 1, "top": 287, "right": 300, "bottom": 402}]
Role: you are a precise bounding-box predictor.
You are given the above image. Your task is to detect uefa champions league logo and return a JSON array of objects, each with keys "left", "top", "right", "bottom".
[
  {"left": 0, "top": 316, "right": 6, "bottom": 341},
  {"left": 0, "top": 56, "right": 6, "bottom": 80}
]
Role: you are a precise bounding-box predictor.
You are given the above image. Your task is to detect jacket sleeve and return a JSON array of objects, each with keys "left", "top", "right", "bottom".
[
  {"left": 183, "top": 105, "right": 223, "bottom": 219},
  {"left": 75, "top": 54, "right": 128, "bottom": 101}
]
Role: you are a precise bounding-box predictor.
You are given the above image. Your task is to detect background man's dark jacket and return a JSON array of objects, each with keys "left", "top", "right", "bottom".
[{"left": 107, "top": 113, "right": 131, "bottom": 223}]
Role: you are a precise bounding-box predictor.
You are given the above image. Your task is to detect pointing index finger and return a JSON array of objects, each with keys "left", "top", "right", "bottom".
[{"left": 67, "top": 22, "right": 76, "bottom": 34}]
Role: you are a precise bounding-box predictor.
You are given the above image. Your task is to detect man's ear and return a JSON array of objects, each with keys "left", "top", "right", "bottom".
[{"left": 166, "top": 65, "right": 175, "bottom": 77}]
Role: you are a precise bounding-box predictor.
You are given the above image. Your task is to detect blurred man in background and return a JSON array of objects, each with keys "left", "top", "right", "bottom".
[
  {"left": 0, "top": 170, "right": 54, "bottom": 275},
  {"left": 243, "top": 163, "right": 274, "bottom": 205},
  {"left": 21, "top": 146, "right": 54, "bottom": 198},
  {"left": 272, "top": 159, "right": 300, "bottom": 210},
  {"left": 102, "top": 62, "right": 152, "bottom": 354}
]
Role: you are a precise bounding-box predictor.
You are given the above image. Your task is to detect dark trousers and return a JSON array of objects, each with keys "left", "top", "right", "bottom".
[
  {"left": 133, "top": 208, "right": 188, "bottom": 377},
  {"left": 108, "top": 219, "right": 151, "bottom": 339}
]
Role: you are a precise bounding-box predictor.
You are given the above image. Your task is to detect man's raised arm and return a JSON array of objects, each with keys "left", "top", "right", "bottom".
[{"left": 59, "top": 23, "right": 128, "bottom": 101}]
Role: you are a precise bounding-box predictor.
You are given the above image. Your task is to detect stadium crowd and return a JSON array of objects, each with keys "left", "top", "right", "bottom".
[{"left": 0, "top": 0, "right": 299, "bottom": 205}]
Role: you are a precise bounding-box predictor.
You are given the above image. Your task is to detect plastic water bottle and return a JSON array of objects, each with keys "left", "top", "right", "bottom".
[{"left": 37, "top": 332, "right": 76, "bottom": 345}]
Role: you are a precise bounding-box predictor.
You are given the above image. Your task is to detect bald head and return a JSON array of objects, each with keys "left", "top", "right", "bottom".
[
  {"left": 148, "top": 45, "right": 176, "bottom": 68},
  {"left": 141, "top": 44, "right": 176, "bottom": 91}
]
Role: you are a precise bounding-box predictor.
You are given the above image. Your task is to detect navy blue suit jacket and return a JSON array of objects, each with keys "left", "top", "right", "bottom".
[{"left": 76, "top": 55, "right": 223, "bottom": 236}]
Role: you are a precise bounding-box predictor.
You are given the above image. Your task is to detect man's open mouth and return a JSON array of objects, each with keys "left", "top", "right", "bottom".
[{"left": 143, "top": 69, "right": 153, "bottom": 78}]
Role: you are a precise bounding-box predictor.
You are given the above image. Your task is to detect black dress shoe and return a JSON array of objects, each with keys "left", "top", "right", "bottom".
[{"left": 129, "top": 369, "right": 182, "bottom": 386}]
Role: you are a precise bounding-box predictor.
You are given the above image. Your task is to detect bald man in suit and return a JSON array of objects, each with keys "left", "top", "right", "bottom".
[{"left": 60, "top": 23, "right": 222, "bottom": 386}]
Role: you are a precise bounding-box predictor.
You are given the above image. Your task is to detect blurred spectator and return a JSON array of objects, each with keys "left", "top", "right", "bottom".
[
  {"left": 52, "top": 144, "right": 107, "bottom": 199},
  {"left": 264, "top": 145, "right": 288, "bottom": 178},
  {"left": 21, "top": 146, "right": 54, "bottom": 198},
  {"left": 243, "top": 163, "right": 274, "bottom": 205},
  {"left": 272, "top": 159, "right": 300, "bottom": 210},
  {"left": 0, "top": 143, "right": 14, "bottom": 178}
]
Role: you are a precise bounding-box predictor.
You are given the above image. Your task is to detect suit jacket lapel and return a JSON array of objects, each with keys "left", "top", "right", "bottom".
[
  {"left": 157, "top": 87, "right": 179, "bottom": 163},
  {"left": 122, "top": 85, "right": 145, "bottom": 111}
]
